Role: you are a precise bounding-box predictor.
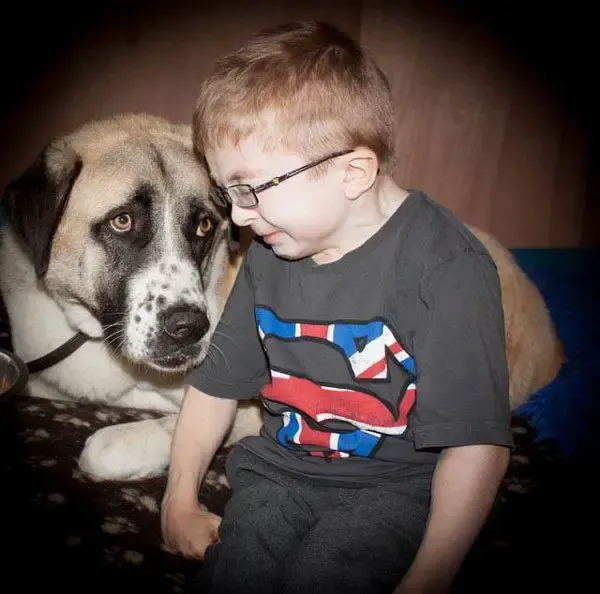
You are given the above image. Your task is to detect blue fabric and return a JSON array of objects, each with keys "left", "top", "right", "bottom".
[{"left": 511, "top": 247, "right": 600, "bottom": 459}]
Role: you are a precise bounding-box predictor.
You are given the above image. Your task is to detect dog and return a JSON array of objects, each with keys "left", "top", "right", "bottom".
[
  {"left": 0, "top": 113, "right": 260, "bottom": 481},
  {"left": 0, "top": 113, "right": 563, "bottom": 483},
  {"left": 467, "top": 225, "right": 564, "bottom": 409}
]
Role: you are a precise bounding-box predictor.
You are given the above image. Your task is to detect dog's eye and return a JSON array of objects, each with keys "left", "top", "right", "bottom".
[
  {"left": 109, "top": 213, "right": 133, "bottom": 233},
  {"left": 196, "top": 217, "right": 214, "bottom": 237}
]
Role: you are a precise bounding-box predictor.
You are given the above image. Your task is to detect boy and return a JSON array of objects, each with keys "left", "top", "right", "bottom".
[{"left": 162, "top": 20, "right": 513, "bottom": 594}]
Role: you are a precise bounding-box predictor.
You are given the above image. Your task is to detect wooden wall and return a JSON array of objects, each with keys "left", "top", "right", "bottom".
[{"left": 1, "top": 0, "right": 596, "bottom": 247}]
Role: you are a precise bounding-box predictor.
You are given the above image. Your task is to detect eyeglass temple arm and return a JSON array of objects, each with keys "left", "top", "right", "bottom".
[{"left": 254, "top": 149, "right": 354, "bottom": 193}]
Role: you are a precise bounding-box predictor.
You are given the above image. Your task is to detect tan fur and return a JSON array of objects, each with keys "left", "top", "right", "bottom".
[
  {"left": 46, "top": 115, "right": 208, "bottom": 310},
  {"left": 468, "top": 225, "right": 564, "bottom": 408},
  {"left": 217, "top": 227, "right": 255, "bottom": 301}
]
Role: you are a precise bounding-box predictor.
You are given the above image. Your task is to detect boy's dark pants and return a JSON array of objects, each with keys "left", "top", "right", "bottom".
[{"left": 190, "top": 446, "right": 432, "bottom": 594}]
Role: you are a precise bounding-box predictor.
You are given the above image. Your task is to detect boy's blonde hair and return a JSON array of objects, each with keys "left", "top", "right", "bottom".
[{"left": 193, "top": 21, "right": 395, "bottom": 175}]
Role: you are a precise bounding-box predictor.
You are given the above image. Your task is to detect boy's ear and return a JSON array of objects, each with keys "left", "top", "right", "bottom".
[{"left": 342, "top": 148, "right": 379, "bottom": 200}]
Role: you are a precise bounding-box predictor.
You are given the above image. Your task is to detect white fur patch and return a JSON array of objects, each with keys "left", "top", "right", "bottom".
[
  {"left": 124, "top": 256, "right": 207, "bottom": 362},
  {"left": 58, "top": 297, "right": 104, "bottom": 338}
]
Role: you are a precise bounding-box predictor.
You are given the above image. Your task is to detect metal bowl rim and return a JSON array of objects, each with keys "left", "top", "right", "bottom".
[{"left": 0, "top": 347, "right": 29, "bottom": 399}]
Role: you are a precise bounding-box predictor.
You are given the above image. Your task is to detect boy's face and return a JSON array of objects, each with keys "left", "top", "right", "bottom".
[{"left": 206, "top": 137, "right": 352, "bottom": 262}]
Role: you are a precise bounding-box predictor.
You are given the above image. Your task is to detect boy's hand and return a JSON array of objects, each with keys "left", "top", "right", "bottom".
[
  {"left": 161, "top": 497, "right": 222, "bottom": 559},
  {"left": 394, "top": 445, "right": 509, "bottom": 594}
]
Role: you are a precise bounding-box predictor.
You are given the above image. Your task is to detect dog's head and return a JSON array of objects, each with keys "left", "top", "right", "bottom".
[{"left": 1, "top": 113, "right": 239, "bottom": 372}]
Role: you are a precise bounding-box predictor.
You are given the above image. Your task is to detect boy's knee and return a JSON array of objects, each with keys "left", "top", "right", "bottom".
[
  {"left": 277, "top": 520, "right": 418, "bottom": 594},
  {"left": 278, "top": 556, "right": 395, "bottom": 594}
]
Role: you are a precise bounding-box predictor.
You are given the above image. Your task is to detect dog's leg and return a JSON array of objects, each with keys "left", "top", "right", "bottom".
[
  {"left": 78, "top": 414, "right": 178, "bottom": 481},
  {"left": 78, "top": 401, "right": 263, "bottom": 482},
  {"left": 223, "top": 401, "right": 262, "bottom": 447},
  {"left": 113, "top": 386, "right": 181, "bottom": 414}
]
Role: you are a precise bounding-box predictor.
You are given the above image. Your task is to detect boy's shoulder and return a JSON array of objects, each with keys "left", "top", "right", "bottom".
[{"left": 400, "top": 190, "right": 494, "bottom": 273}]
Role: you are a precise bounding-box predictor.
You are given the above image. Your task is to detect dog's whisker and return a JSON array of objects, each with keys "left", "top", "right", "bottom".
[
  {"left": 205, "top": 348, "right": 222, "bottom": 369},
  {"left": 209, "top": 342, "right": 230, "bottom": 368},
  {"left": 105, "top": 330, "right": 125, "bottom": 343},
  {"left": 105, "top": 327, "right": 125, "bottom": 337},
  {"left": 105, "top": 330, "right": 126, "bottom": 350},
  {"left": 214, "top": 329, "right": 236, "bottom": 345}
]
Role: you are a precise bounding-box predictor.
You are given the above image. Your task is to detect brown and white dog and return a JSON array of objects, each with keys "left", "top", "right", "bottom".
[
  {"left": 0, "top": 113, "right": 259, "bottom": 481},
  {"left": 0, "top": 113, "right": 563, "bottom": 482}
]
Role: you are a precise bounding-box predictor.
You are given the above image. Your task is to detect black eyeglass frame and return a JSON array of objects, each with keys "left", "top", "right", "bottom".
[{"left": 211, "top": 149, "right": 354, "bottom": 209}]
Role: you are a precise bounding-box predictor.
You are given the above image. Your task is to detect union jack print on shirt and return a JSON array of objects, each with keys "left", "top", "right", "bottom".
[
  {"left": 255, "top": 306, "right": 415, "bottom": 380},
  {"left": 255, "top": 306, "right": 417, "bottom": 459}
]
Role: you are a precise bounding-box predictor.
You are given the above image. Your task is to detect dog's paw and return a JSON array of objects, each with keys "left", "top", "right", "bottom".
[{"left": 78, "top": 418, "right": 171, "bottom": 481}]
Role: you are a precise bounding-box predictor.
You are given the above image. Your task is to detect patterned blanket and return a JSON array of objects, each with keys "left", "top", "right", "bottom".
[{"left": 1, "top": 390, "right": 566, "bottom": 593}]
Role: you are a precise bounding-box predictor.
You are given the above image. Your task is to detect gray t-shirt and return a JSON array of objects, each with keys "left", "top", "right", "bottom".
[{"left": 187, "top": 191, "right": 513, "bottom": 486}]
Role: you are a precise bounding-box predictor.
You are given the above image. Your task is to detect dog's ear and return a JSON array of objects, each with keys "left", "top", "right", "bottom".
[
  {"left": 211, "top": 197, "right": 241, "bottom": 254},
  {"left": 195, "top": 149, "right": 241, "bottom": 255},
  {"left": 227, "top": 211, "right": 241, "bottom": 254},
  {"left": 1, "top": 140, "right": 83, "bottom": 278}
]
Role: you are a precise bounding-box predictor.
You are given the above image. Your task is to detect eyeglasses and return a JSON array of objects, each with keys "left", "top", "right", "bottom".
[{"left": 211, "top": 149, "right": 354, "bottom": 209}]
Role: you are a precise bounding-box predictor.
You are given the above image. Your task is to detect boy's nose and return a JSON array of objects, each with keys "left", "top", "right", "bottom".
[{"left": 230, "top": 203, "right": 258, "bottom": 227}]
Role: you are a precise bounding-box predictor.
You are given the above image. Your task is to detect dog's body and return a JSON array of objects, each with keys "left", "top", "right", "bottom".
[
  {"left": 0, "top": 114, "right": 259, "bottom": 481},
  {"left": 0, "top": 113, "right": 563, "bottom": 483},
  {"left": 467, "top": 225, "right": 564, "bottom": 408}
]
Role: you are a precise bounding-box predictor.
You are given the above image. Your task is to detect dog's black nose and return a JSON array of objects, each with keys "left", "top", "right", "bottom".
[{"left": 162, "top": 306, "right": 210, "bottom": 343}]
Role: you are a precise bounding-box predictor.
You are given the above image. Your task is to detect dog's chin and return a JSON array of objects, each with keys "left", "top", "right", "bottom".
[
  {"left": 132, "top": 345, "right": 208, "bottom": 374},
  {"left": 146, "top": 353, "right": 197, "bottom": 373}
]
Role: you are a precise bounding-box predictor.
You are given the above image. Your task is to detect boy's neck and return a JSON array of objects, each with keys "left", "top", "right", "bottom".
[{"left": 311, "top": 176, "right": 410, "bottom": 265}]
